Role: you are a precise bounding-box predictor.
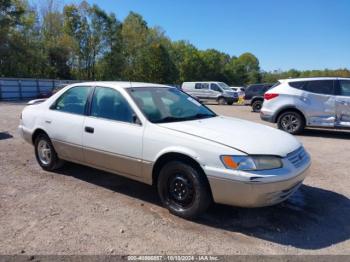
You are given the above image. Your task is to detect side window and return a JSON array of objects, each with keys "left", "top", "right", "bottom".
[
  {"left": 52, "top": 86, "right": 90, "bottom": 115},
  {"left": 338, "top": 80, "right": 350, "bottom": 96},
  {"left": 195, "top": 83, "right": 202, "bottom": 89},
  {"left": 303, "top": 80, "right": 334, "bottom": 95},
  {"left": 251, "top": 86, "right": 259, "bottom": 92},
  {"left": 261, "top": 86, "right": 269, "bottom": 93},
  {"left": 91, "top": 87, "right": 134, "bottom": 123},
  {"left": 211, "top": 83, "right": 222, "bottom": 92},
  {"left": 202, "top": 83, "right": 209, "bottom": 89},
  {"left": 289, "top": 81, "right": 307, "bottom": 89}
]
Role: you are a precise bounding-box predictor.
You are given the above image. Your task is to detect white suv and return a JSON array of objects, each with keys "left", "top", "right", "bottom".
[{"left": 261, "top": 77, "right": 350, "bottom": 134}]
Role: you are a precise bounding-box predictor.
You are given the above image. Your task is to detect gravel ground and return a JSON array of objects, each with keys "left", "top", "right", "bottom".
[{"left": 0, "top": 102, "right": 349, "bottom": 255}]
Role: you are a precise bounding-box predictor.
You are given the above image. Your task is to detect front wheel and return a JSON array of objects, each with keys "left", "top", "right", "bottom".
[
  {"left": 157, "top": 161, "right": 211, "bottom": 219},
  {"left": 227, "top": 101, "right": 234, "bottom": 105},
  {"left": 218, "top": 97, "right": 226, "bottom": 105},
  {"left": 252, "top": 100, "right": 263, "bottom": 112},
  {"left": 34, "top": 133, "right": 64, "bottom": 171},
  {"left": 277, "top": 111, "right": 305, "bottom": 134}
]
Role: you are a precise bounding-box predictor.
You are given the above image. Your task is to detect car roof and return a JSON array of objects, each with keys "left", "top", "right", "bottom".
[
  {"left": 247, "top": 83, "right": 273, "bottom": 87},
  {"left": 182, "top": 81, "right": 222, "bottom": 84},
  {"left": 280, "top": 77, "right": 350, "bottom": 82},
  {"left": 69, "top": 81, "right": 171, "bottom": 89}
]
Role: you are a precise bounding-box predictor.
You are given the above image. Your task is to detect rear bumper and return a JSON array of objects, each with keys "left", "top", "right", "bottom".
[
  {"left": 18, "top": 125, "right": 33, "bottom": 144},
  {"left": 244, "top": 99, "right": 252, "bottom": 105},
  {"left": 260, "top": 107, "right": 276, "bottom": 123},
  {"left": 260, "top": 111, "right": 275, "bottom": 123}
]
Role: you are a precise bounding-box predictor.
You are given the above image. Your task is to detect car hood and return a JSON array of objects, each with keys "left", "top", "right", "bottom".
[{"left": 159, "top": 116, "right": 301, "bottom": 156}]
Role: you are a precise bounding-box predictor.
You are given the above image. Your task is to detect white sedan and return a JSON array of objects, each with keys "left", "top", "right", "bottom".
[{"left": 18, "top": 82, "right": 311, "bottom": 218}]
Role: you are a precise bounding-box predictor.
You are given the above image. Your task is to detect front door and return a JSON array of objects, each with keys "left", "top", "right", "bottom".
[
  {"left": 82, "top": 86, "right": 144, "bottom": 178},
  {"left": 301, "top": 80, "right": 336, "bottom": 127},
  {"left": 335, "top": 80, "right": 350, "bottom": 127},
  {"left": 210, "top": 83, "right": 222, "bottom": 99}
]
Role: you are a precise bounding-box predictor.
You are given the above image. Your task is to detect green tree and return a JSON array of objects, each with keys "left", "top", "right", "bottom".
[
  {"left": 170, "top": 41, "right": 205, "bottom": 83},
  {"left": 120, "top": 11, "right": 149, "bottom": 80},
  {"left": 0, "top": 0, "right": 46, "bottom": 77},
  {"left": 40, "top": 0, "right": 72, "bottom": 78},
  {"left": 136, "top": 43, "right": 177, "bottom": 83},
  {"left": 200, "top": 49, "right": 230, "bottom": 82}
]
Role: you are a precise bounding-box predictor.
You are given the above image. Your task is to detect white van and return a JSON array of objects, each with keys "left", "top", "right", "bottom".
[{"left": 182, "top": 81, "right": 238, "bottom": 105}]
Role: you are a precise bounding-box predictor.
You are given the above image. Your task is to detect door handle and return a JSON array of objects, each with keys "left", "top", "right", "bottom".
[{"left": 84, "top": 126, "right": 94, "bottom": 133}]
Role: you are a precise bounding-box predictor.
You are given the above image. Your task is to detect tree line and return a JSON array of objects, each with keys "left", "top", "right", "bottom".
[{"left": 1, "top": 0, "right": 349, "bottom": 85}]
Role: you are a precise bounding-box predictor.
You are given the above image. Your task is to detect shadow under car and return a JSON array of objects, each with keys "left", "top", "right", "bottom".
[{"left": 56, "top": 162, "right": 350, "bottom": 250}]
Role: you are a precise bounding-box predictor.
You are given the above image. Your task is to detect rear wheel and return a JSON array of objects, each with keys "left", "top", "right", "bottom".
[
  {"left": 34, "top": 134, "right": 64, "bottom": 171},
  {"left": 157, "top": 161, "right": 211, "bottom": 219},
  {"left": 218, "top": 97, "right": 226, "bottom": 105},
  {"left": 252, "top": 100, "right": 263, "bottom": 112},
  {"left": 277, "top": 111, "right": 305, "bottom": 134}
]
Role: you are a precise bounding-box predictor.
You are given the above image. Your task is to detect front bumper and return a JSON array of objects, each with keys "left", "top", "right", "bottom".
[
  {"left": 205, "top": 150, "right": 311, "bottom": 207},
  {"left": 224, "top": 97, "right": 239, "bottom": 103}
]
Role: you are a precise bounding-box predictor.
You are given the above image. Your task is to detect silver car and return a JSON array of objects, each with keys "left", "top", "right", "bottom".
[
  {"left": 181, "top": 81, "right": 239, "bottom": 105},
  {"left": 260, "top": 77, "right": 350, "bottom": 134}
]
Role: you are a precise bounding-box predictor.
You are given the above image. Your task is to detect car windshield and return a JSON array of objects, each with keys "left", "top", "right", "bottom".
[
  {"left": 128, "top": 87, "right": 216, "bottom": 123},
  {"left": 217, "top": 82, "right": 231, "bottom": 91}
]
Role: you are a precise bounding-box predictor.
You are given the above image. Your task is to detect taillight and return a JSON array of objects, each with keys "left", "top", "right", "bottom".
[{"left": 264, "top": 93, "right": 279, "bottom": 100}]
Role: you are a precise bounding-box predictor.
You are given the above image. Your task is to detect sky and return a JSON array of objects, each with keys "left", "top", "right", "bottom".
[{"left": 80, "top": 0, "right": 350, "bottom": 71}]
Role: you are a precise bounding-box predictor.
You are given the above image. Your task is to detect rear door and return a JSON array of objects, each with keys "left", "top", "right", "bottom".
[
  {"left": 46, "top": 85, "right": 92, "bottom": 162},
  {"left": 301, "top": 80, "right": 336, "bottom": 127},
  {"left": 335, "top": 80, "right": 350, "bottom": 127},
  {"left": 194, "top": 83, "right": 210, "bottom": 99}
]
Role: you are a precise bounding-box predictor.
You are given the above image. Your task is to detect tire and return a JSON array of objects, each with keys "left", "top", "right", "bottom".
[
  {"left": 34, "top": 133, "right": 64, "bottom": 171},
  {"left": 227, "top": 101, "right": 234, "bottom": 105},
  {"left": 277, "top": 111, "right": 305, "bottom": 135},
  {"left": 157, "top": 160, "right": 211, "bottom": 219},
  {"left": 252, "top": 100, "right": 263, "bottom": 112},
  {"left": 218, "top": 97, "right": 226, "bottom": 105}
]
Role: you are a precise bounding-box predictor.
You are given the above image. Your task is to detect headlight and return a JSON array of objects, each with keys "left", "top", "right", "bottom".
[{"left": 220, "top": 155, "right": 282, "bottom": 171}]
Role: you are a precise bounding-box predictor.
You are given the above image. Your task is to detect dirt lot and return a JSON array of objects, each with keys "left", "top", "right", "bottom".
[{"left": 0, "top": 102, "right": 349, "bottom": 255}]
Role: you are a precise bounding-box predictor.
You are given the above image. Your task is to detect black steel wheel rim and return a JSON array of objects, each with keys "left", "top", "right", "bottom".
[{"left": 167, "top": 173, "right": 195, "bottom": 208}]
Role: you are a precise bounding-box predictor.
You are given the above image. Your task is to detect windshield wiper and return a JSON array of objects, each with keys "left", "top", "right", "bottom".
[
  {"left": 192, "top": 113, "right": 215, "bottom": 119},
  {"left": 154, "top": 116, "right": 184, "bottom": 123},
  {"left": 155, "top": 113, "right": 216, "bottom": 123}
]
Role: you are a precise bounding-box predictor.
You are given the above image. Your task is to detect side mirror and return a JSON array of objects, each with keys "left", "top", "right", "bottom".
[{"left": 132, "top": 113, "right": 142, "bottom": 125}]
